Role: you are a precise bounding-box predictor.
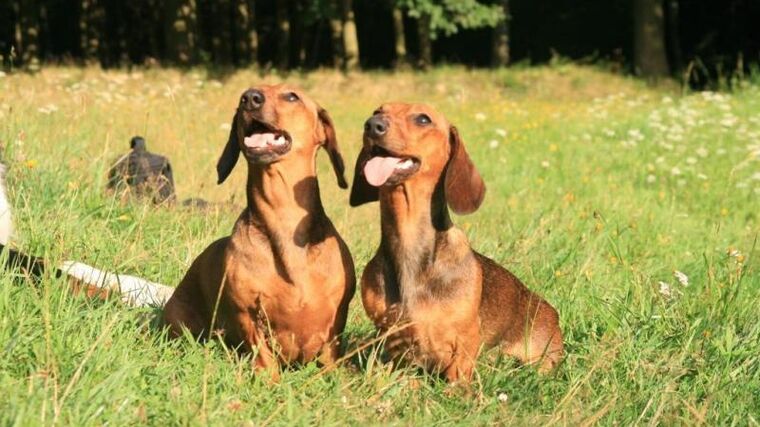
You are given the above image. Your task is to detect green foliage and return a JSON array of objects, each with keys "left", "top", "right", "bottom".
[
  {"left": 302, "top": 0, "right": 340, "bottom": 24},
  {"left": 397, "top": 0, "right": 504, "bottom": 38}
]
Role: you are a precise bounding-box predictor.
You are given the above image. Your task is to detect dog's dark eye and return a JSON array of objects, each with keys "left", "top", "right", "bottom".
[
  {"left": 284, "top": 92, "right": 299, "bottom": 102},
  {"left": 415, "top": 114, "right": 432, "bottom": 126}
]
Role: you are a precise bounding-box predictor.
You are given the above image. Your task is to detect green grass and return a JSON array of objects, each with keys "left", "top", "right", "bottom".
[{"left": 0, "top": 65, "right": 758, "bottom": 425}]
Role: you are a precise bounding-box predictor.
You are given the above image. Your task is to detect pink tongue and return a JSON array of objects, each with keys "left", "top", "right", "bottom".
[
  {"left": 243, "top": 133, "right": 276, "bottom": 148},
  {"left": 363, "top": 156, "right": 403, "bottom": 187}
]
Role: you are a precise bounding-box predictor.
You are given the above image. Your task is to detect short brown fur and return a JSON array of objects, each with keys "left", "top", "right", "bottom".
[
  {"left": 164, "top": 85, "right": 355, "bottom": 375},
  {"left": 351, "top": 103, "right": 563, "bottom": 382}
]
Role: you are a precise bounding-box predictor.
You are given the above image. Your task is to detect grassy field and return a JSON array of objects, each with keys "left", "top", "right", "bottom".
[{"left": 0, "top": 64, "right": 758, "bottom": 425}]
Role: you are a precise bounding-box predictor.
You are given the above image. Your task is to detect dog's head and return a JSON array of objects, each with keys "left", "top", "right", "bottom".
[
  {"left": 350, "top": 103, "right": 485, "bottom": 214},
  {"left": 216, "top": 84, "right": 347, "bottom": 188}
]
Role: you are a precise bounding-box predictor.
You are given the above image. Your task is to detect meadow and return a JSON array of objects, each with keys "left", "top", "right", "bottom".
[{"left": 0, "top": 64, "right": 758, "bottom": 425}]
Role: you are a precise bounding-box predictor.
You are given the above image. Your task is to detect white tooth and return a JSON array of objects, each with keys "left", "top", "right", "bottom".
[
  {"left": 398, "top": 159, "right": 413, "bottom": 169},
  {"left": 275, "top": 136, "right": 286, "bottom": 145}
]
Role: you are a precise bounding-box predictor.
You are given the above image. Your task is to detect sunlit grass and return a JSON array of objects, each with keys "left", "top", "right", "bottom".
[{"left": 0, "top": 65, "right": 758, "bottom": 424}]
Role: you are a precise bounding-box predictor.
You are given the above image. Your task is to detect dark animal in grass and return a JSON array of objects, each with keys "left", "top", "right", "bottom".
[{"left": 107, "top": 136, "right": 176, "bottom": 204}]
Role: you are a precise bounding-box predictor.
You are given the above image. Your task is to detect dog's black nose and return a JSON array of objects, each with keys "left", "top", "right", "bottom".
[
  {"left": 364, "top": 116, "right": 387, "bottom": 137},
  {"left": 241, "top": 89, "right": 265, "bottom": 109}
]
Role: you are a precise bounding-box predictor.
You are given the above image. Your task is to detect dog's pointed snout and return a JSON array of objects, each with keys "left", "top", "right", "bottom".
[
  {"left": 242, "top": 89, "right": 265, "bottom": 109},
  {"left": 364, "top": 116, "right": 388, "bottom": 137}
]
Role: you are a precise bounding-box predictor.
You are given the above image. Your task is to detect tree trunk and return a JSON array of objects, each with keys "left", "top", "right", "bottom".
[
  {"left": 100, "top": 0, "right": 129, "bottom": 67},
  {"left": 232, "top": 0, "right": 256, "bottom": 66},
  {"left": 79, "top": 0, "right": 105, "bottom": 64},
  {"left": 391, "top": 4, "right": 407, "bottom": 68},
  {"left": 416, "top": 13, "right": 431, "bottom": 70},
  {"left": 210, "top": 0, "right": 233, "bottom": 65},
  {"left": 491, "top": 0, "right": 510, "bottom": 67},
  {"left": 633, "top": 0, "right": 670, "bottom": 77},
  {"left": 39, "top": 1, "right": 51, "bottom": 63},
  {"left": 341, "top": 0, "right": 359, "bottom": 70},
  {"left": 246, "top": 0, "right": 259, "bottom": 66},
  {"left": 665, "top": 0, "right": 682, "bottom": 73},
  {"left": 329, "top": 0, "right": 343, "bottom": 68},
  {"left": 275, "top": 0, "right": 290, "bottom": 70},
  {"left": 164, "top": 0, "right": 196, "bottom": 65},
  {"left": 293, "top": 1, "right": 306, "bottom": 68},
  {"left": 15, "top": 0, "right": 40, "bottom": 70}
]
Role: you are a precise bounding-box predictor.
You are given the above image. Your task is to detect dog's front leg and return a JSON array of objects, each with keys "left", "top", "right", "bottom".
[{"left": 233, "top": 312, "right": 280, "bottom": 380}]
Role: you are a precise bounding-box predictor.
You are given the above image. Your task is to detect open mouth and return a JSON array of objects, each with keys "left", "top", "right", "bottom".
[
  {"left": 362, "top": 145, "right": 420, "bottom": 187},
  {"left": 241, "top": 119, "right": 292, "bottom": 160}
]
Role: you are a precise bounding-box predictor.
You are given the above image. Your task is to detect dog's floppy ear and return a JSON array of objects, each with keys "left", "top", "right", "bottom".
[
  {"left": 216, "top": 112, "right": 240, "bottom": 184},
  {"left": 349, "top": 144, "right": 379, "bottom": 206},
  {"left": 445, "top": 126, "right": 485, "bottom": 214},
  {"left": 318, "top": 107, "right": 348, "bottom": 189}
]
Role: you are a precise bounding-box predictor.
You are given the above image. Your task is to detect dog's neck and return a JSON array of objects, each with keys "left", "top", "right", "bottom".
[
  {"left": 379, "top": 178, "right": 454, "bottom": 304},
  {"left": 245, "top": 148, "right": 326, "bottom": 238}
]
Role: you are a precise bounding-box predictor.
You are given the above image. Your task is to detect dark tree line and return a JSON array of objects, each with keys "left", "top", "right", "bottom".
[{"left": 1, "top": 0, "right": 758, "bottom": 84}]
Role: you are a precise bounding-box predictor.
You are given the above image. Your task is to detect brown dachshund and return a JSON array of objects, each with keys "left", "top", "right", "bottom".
[
  {"left": 350, "top": 103, "right": 563, "bottom": 382},
  {"left": 163, "top": 85, "right": 355, "bottom": 374}
]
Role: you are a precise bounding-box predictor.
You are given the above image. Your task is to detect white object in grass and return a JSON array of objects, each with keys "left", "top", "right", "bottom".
[
  {"left": 0, "top": 164, "right": 13, "bottom": 245},
  {"left": 60, "top": 261, "right": 174, "bottom": 307}
]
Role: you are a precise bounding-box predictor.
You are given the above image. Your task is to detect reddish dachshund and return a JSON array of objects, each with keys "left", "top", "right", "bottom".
[
  {"left": 350, "top": 103, "right": 563, "bottom": 382},
  {"left": 163, "top": 86, "right": 355, "bottom": 375}
]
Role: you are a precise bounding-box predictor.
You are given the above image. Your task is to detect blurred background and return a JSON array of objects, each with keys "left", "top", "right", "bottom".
[{"left": 1, "top": 0, "right": 759, "bottom": 88}]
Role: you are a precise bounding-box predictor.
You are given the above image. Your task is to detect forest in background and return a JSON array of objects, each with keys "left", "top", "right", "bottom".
[{"left": 1, "top": 0, "right": 759, "bottom": 87}]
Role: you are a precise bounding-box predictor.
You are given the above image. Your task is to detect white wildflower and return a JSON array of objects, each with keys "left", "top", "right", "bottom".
[
  {"left": 495, "top": 128, "right": 507, "bottom": 137},
  {"left": 721, "top": 115, "right": 738, "bottom": 128},
  {"left": 671, "top": 166, "right": 682, "bottom": 176},
  {"left": 659, "top": 282, "right": 673, "bottom": 298},
  {"left": 696, "top": 147, "right": 709, "bottom": 158},
  {"left": 697, "top": 173, "right": 708, "bottom": 180},
  {"left": 622, "top": 140, "right": 637, "bottom": 148},
  {"left": 489, "top": 139, "right": 499, "bottom": 149},
  {"left": 220, "top": 123, "right": 231, "bottom": 131},
  {"left": 686, "top": 157, "right": 697, "bottom": 165},
  {"left": 541, "top": 160, "right": 550, "bottom": 169},
  {"left": 628, "top": 129, "right": 644, "bottom": 141},
  {"left": 750, "top": 172, "right": 760, "bottom": 181},
  {"left": 646, "top": 174, "right": 657, "bottom": 184},
  {"left": 674, "top": 270, "right": 689, "bottom": 287},
  {"left": 474, "top": 112, "right": 486, "bottom": 122},
  {"left": 497, "top": 392, "right": 509, "bottom": 403}
]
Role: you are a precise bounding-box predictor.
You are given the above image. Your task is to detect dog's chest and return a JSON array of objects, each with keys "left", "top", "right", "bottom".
[{"left": 224, "top": 232, "right": 345, "bottom": 361}]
